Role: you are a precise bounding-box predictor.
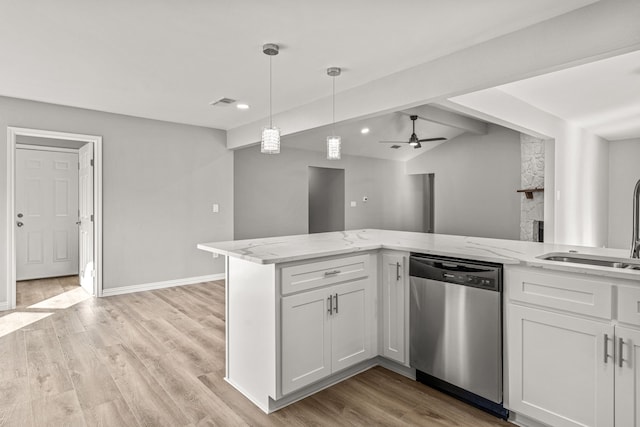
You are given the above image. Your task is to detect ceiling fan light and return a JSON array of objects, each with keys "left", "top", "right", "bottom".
[
  {"left": 261, "top": 126, "right": 280, "bottom": 154},
  {"left": 409, "top": 141, "right": 419, "bottom": 147},
  {"left": 327, "top": 136, "right": 341, "bottom": 160}
]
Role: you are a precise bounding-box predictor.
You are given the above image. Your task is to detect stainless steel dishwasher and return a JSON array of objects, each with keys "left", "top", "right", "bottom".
[{"left": 409, "top": 254, "right": 507, "bottom": 419}]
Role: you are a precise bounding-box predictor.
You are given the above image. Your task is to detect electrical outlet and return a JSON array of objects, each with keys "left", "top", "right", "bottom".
[{"left": 213, "top": 203, "right": 219, "bottom": 213}]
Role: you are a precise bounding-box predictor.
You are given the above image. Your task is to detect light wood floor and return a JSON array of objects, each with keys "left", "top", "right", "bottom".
[
  {"left": 0, "top": 280, "right": 511, "bottom": 426},
  {"left": 16, "top": 276, "right": 81, "bottom": 308}
]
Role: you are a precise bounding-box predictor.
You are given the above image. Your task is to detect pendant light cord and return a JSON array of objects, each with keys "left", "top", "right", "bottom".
[
  {"left": 269, "top": 55, "right": 273, "bottom": 128},
  {"left": 332, "top": 75, "right": 335, "bottom": 136}
]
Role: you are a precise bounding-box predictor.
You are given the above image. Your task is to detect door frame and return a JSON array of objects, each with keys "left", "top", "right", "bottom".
[{"left": 6, "top": 127, "right": 103, "bottom": 309}]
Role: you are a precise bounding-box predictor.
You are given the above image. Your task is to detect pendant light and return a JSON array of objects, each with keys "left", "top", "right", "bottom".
[
  {"left": 261, "top": 43, "right": 280, "bottom": 154},
  {"left": 326, "top": 67, "right": 341, "bottom": 160}
]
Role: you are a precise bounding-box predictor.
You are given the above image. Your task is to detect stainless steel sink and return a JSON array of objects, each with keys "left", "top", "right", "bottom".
[{"left": 537, "top": 252, "right": 640, "bottom": 270}]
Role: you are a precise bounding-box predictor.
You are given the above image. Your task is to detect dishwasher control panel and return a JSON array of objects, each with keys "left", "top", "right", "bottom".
[
  {"left": 467, "top": 275, "right": 495, "bottom": 287},
  {"left": 410, "top": 253, "right": 502, "bottom": 292}
]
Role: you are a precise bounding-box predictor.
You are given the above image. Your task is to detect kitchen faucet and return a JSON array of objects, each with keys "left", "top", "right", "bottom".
[{"left": 632, "top": 179, "right": 640, "bottom": 258}]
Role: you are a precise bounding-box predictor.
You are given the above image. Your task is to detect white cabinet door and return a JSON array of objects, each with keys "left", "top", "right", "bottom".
[
  {"left": 281, "top": 288, "right": 332, "bottom": 395},
  {"left": 381, "top": 253, "right": 406, "bottom": 364},
  {"left": 615, "top": 325, "right": 640, "bottom": 427},
  {"left": 331, "top": 279, "right": 372, "bottom": 372},
  {"left": 508, "top": 305, "right": 614, "bottom": 427}
]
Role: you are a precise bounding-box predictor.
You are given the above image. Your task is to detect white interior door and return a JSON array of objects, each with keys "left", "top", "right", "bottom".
[
  {"left": 78, "top": 143, "right": 94, "bottom": 295},
  {"left": 15, "top": 148, "right": 79, "bottom": 280}
]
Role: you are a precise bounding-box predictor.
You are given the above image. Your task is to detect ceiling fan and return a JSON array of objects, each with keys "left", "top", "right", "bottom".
[{"left": 379, "top": 115, "right": 447, "bottom": 149}]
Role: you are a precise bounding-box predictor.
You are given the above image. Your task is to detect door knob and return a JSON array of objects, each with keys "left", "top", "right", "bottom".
[
  {"left": 16, "top": 221, "right": 23, "bottom": 227},
  {"left": 17, "top": 213, "right": 23, "bottom": 218}
]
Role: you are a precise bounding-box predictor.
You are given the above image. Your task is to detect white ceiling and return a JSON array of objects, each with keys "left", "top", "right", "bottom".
[
  {"left": 497, "top": 49, "right": 640, "bottom": 141},
  {"left": 0, "top": 0, "right": 596, "bottom": 131},
  {"left": 283, "top": 112, "right": 466, "bottom": 161}
]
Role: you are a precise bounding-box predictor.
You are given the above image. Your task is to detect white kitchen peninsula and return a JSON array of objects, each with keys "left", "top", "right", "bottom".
[{"left": 198, "top": 229, "right": 640, "bottom": 424}]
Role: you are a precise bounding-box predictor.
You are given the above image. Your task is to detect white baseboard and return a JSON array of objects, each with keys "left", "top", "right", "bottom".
[
  {"left": 508, "top": 412, "right": 553, "bottom": 427},
  {"left": 101, "top": 273, "right": 225, "bottom": 297},
  {"left": 0, "top": 301, "right": 9, "bottom": 311}
]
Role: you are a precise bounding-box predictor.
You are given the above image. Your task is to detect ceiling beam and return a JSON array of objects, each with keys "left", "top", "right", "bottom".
[
  {"left": 227, "top": 0, "right": 640, "bottom": 150},
  {"left": 399, "top": 105, "right": 487, "bottom": 135}
]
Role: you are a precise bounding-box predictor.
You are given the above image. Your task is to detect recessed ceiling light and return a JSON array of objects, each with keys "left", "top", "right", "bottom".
[
  {"left": 237, "top": 103, "right": 250, "bottom": 110},
  {"left": 361, "top": 127, "right": 370, "bottom": 134}
]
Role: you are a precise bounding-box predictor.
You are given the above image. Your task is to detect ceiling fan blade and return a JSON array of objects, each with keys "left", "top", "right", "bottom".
[
  {"left": 417, "top": 137, "right": 447, "bottom": 142},
  {"left": 379, "top": 140, "right": 409, "bottom": 144}
]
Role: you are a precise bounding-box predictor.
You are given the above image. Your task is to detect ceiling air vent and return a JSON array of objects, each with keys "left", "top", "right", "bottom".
[
  {"left": 209, "top": 97, "right": 237, "bottom": 106},
  {"left": 390, "top": 145, "right": 402, "bottom": 149}
]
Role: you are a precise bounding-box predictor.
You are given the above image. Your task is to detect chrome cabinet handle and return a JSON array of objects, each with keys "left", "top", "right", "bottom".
[
  {"left": 324, "top": 270, "right": 340, "bottom": 276},
  {"left": 327, "top": 296, "right": 333, "bottom": 315},
  {"left": 334, "top": 293, "right": 338, "bottom": 314},
  {"left": 619, "top": 337, "right": 625, "bottom": 368},
  {"left": 604, "top": 334, "right": 612, "bottom": 363},
  {"left": 396, "top": 261, "right": 401, "bottom": 281},
  {"left": 16, "top": 221, "right": 24, "bottom": 227}
]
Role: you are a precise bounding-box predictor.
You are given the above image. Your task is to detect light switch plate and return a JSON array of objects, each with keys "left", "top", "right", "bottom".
[
  {"left": 213, "top": 203, "right": 219, "bottom": 213},
  {"left": 350, "top": 201, "right": 357, "bottom": 207}
]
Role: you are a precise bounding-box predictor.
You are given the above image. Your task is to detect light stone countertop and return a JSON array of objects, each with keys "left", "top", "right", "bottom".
[{"left": 197, "top": 229, "right": 640, "bottom": 281}]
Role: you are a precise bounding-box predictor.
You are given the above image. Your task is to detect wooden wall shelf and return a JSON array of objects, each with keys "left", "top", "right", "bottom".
[{"left": 517, "top": 188, "right": 544, "bottom": 199}]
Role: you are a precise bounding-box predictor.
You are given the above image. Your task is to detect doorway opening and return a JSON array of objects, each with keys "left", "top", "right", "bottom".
[
  {"left": 6, "top": 127, "right": 103, "bottom": 311},
  {"left": 423, "top": 173, "right": 435, "bottom": 233},
  {"left": 308, "top": 166, "right": 345, "bottom": 233}
]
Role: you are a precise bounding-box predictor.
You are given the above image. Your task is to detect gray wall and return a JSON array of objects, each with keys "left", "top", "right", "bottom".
[
  {"left": 406, "top": 124, "right": 521, "bottom": 240},
  {"left": 608, "top": 138, "right": 640, "bottom": 249},
  {"left": 308, "top": 167, "right": 345, "bottom": 233},
  {"left": 234, "top": 146, "right": 424, "bottom": 239},
  {"left": 0, "top": 96, "right": 232, "bottom": 304}
]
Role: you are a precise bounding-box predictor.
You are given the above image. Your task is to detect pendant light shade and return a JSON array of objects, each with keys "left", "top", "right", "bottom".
[
  {"left": 327, "top": 136, "right": 341, "bottom": 160},
  {"left": 261, "top": 126, "right": 280, "bottom": 154},
  {"left": 326, "top": 67, "right": 342, "bottom": 160},
  {"left": 261, "top": 43, "right": 280, "bottom": 154}
]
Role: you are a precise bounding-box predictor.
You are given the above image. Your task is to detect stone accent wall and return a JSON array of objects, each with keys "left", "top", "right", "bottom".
[{"left": 520, "top": 134, "right": 546, "bottom": 241}]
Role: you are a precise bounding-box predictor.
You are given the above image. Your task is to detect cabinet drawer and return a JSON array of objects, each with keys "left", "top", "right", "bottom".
[
  {"left": 281, "top": 254, "right": 370, "bottom": 295},
  {"left": 506, "top": 267, "right": 612, "bottom": 319},
  {"left": 618, "top": 285, "right": 640, "bottom": 327}
]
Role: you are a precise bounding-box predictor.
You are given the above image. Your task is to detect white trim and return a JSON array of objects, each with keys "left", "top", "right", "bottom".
[
  {"left": 15, "top": 144, "right": 79, "bottom": 154},
  {"left": 94, "top": 138, "right": 103, "bottom": 297},
  {"left": 6, "top": 129, "right": 16, "bottom": 310},
  {"left": 101, "top": 274, "right": 225, "bottom": 297},
  {"left": 6, "top": 127, "right": 103, "bottom": 311},
  {"left": 0, "top": 301, "right": 8, "bottom": 311}
]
